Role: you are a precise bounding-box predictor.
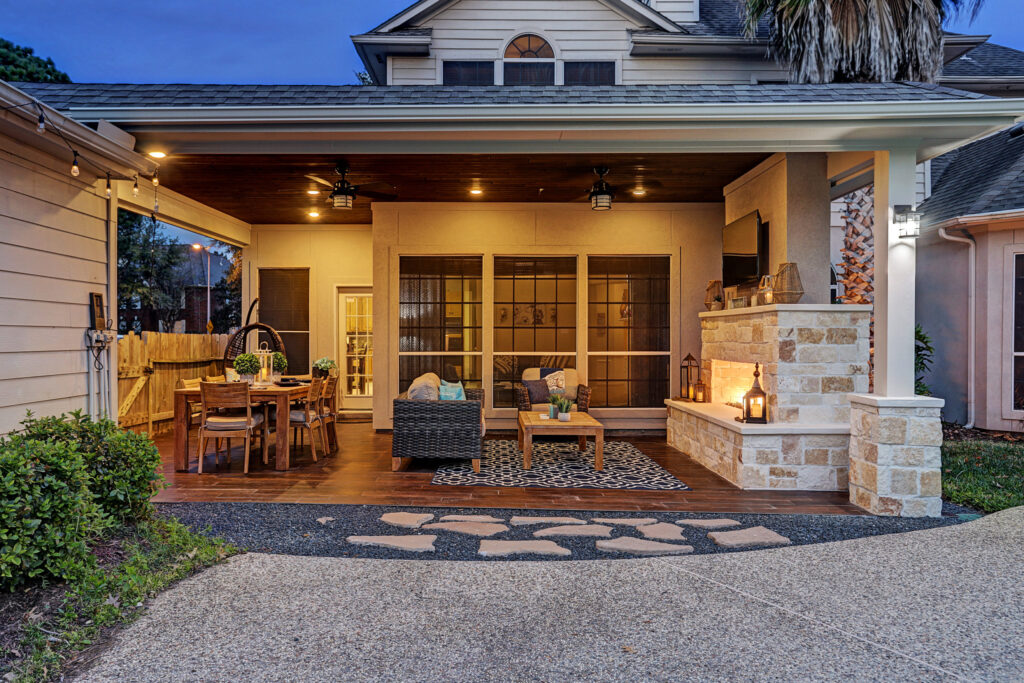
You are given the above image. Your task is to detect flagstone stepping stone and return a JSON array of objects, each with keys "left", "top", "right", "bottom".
[
  {"left": 596, "top": 537, "right": 694, "bottom": 556},
  {"left": 509, "top": 516, "right": 585, "bottom": 526},
  {"left": 380, "top": 512, "right": 434, "bottom": 529},
  {"left": 440, "top": 514, "right": 504, "bottom": 523},
  {"left": 676, "top": 518, "right": 741, "bottom": 530},
  {"left": 347, "top": 535, "right": 436, "bottom": 552},
  {"left": 478, "top": 540, "right": 571, "bottom": 557},
  {"left": 534, "top": 524, "right": 613, "bottom": 538},
  {"left": 422, "top": 522, "right": 509, "bottom": 537},
  {"left": 638, "top": 522, "right": 687, "bottom": 541},
  {"left": 708, "top": 526, "right": 792, "bottom": 548},
  {"left": 591, "top": 517, "right": 659, "bottom": 527}
]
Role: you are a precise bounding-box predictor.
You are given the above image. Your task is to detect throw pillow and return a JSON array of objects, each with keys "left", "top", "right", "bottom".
[
  {"left": 439, "top": 379, "right": 466, "bottom": 401},
  {"left": 538, "top": 367, "right": 562, "bottom": 379},
  {"left": 523, "top": 379, "right": 550, "bottom": 404},
  {"left": 408, "top": 373, "right": 440, "bottom": 400},
  {"left": 543, "top": 370, "right": 566, "bottom": 395}
]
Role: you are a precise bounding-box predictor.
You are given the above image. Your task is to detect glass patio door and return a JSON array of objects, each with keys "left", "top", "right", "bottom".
[{"left": 338, "top": 288, "right": 373, "bottom": 410}]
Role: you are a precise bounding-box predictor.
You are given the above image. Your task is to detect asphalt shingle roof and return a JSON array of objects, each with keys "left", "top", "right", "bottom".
[
  {"left": 919, "top": 124, "right": 1024, "bottom": 225},
  {"left": 677, "top": 0, "right": 767, "bottom": 37},
  {"left": 942, "top": 42, "right": 1024, "bottom": 78},
  {"left": 13, "top": 81, "right": 987, "bottom": 109}
]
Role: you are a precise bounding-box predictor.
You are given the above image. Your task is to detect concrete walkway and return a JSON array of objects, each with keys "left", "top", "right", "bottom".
[{"left": 77, "top": 508, "right": 1024, "bottom": 682}]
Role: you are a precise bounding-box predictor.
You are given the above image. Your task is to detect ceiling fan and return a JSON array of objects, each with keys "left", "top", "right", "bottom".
[{"left": 305, "top": 162, "right": 397, "bottom": 209}]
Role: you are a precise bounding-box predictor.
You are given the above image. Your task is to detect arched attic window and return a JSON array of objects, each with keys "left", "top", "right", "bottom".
[{"left": 503, "top": 34, "right": 555, "bottom": 86}]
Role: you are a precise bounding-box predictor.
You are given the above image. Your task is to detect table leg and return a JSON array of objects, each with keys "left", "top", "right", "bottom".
[
  {"left": 524, "top": 431, "right": 533, "bottom": 470},
  {"left": 275, "top": 395, "right": 290, "bottom": 470},
  {"left": 594, "top": 430, "right": 604, "bottom": 472},
  {"left": 173, "top": 393, "right": 188, "bottom": 472},
  {"left": 578, "top": 435, "right": 586, "bottom": 451},
  {"left": 517, "top": 419, "right": 524, "bottom": 451}
]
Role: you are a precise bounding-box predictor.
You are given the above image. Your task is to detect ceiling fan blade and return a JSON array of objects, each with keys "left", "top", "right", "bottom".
[
  {"left": 305, "top": 174, "right": 336, "bottom": 188},
  {"left": 358, "top": 189, "right": 398, "bottom": 201}
]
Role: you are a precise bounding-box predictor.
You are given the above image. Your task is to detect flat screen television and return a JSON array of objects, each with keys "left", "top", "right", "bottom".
[{"left": 722, "top": 210, "right": 769, "bottom": 288}]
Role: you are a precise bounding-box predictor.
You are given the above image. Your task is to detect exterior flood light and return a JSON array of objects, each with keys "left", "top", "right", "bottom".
[{"left": 894, "top": 204, "right": 922, "bottom": 239}]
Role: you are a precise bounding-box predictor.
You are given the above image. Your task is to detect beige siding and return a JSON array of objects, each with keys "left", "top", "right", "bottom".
[
  {"left": 389, "top": 0, "right": 786, "bottom": 85},
  {"left": 652, "top": 0, "right": 698, "bottom": 23},
  {"left": 0, "top": 134, "right": 110, "bottom": 433}
]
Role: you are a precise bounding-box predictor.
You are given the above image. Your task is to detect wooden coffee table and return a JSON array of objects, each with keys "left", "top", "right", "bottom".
[{"left": 517, "top": 411, "right": 605, "bottom": 471}]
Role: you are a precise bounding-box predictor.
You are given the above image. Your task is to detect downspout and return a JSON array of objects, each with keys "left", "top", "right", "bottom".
[{"left": 938, "top": 227, "right": 976, "bottom": 428}]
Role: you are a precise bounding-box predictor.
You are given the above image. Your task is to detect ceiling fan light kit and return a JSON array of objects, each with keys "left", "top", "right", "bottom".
[{"left": 589, "top": 166, "right": 615, "bottom": 211}]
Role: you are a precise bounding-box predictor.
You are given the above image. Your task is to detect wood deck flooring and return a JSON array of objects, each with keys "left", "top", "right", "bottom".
[{"left": 152, "top": 422, "right": 864, "bottom": 515}]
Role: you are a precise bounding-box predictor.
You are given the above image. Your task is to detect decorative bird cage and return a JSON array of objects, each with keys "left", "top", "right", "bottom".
[{"left": 223, "top": 323, "right": 286, "bottom": 366}]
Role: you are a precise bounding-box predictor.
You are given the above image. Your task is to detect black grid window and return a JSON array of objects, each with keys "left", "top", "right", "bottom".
[
  {"left": 400, "top": 355, "right": 482, "bottom": 393},
  {"left": 587, "top": 256, "right": 670, "bottom": 408},
  {"left": 258, "top": 268, "right": 310, "bottom": 372},
  {"left": 503, "top": 62, "right": 554, "bottom": 86},
  {"left": 443, "top": 61, "right": 495, "bottom": 86},
  {"left": 563, "top": 62, "right": 615, "bottom": 86}
]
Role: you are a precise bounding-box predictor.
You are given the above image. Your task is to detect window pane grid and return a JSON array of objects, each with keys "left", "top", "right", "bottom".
[
  {"left": 1014, "top": 255, "right": 1024, "bottom": 410},
  {"left": 494, "top": 256, "right": 576, "bottom": 353},
  {"left": 399, "top": 256, "right": 482, "bottom": 354}
]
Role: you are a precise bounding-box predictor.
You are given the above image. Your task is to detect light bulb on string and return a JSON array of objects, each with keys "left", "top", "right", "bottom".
[
  {"left": 36, "top": 111, "right": 45, "bottom": 134},
  {"left": 70, "top": 152, "right": 80, "bottom": 177},
  {"left": 132, "top": 175, "right": 139, "bottom": 197},
  {"left": 105, "top": 173, "right": 112, "bottom": 198},
  {"left": 152, "top": 170, "right": 159, "bottom": 187}
]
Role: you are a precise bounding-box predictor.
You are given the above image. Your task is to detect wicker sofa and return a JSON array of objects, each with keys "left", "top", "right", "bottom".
[
  {"left": 514, "top": 368, "right": 592, "bottom": 413},
  {"left": 392, "top": 387, "right": 484, "bottom": 473}
]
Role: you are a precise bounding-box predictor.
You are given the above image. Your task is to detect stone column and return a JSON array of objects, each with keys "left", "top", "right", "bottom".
[{"left": 848, "top": 395, "right": 944, "bottom": 517}]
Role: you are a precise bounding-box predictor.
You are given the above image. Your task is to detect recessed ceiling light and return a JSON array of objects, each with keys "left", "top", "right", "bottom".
[
  {"left": 147, "top": 151, "right": 167, "bottom": 158},
  {"left": 308, "top": 210, "right": 320, "bottom": 218},
  {"left": 307, "top": 189, "right": 320, "bottom": 195},
  {"left": 469, "top": 188, "right": 483, "bottom": 196},
  {"left": 632, "top": 188, "right": 647, "bottom": 197}
]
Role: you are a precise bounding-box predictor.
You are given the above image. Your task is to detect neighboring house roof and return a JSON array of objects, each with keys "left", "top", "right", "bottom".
[
  {"left": 678, "top": 0, "right": 767, "bottom": 37},
  {"left": 942, "top": 42, "right": 1024, "bottom": 78},
  {"left": 919, "top": 124, "right": 1024, "bottom": 226},
  {"left": 15, "top": 81, "right": 988, "bottom": 110}
]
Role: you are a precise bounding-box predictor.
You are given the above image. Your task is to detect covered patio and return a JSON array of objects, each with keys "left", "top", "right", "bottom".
[{"left": 21, "top": 81, "right": 1021, "bottom": 517}]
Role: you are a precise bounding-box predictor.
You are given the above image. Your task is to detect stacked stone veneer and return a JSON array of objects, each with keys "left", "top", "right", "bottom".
[
  {"left": 700, "top": 305, "right": 872, "bottom": 423},
  {"left": 666, "top": 304, "right": 872, "bottom": 492},
  {"left": 848, "top": 396, "right": 944, "bottom": 517}
]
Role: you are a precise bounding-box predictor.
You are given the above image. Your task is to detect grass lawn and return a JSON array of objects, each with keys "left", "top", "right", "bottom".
[{"left": 942, "top": 440, "right": 1024, "bottom": 513}]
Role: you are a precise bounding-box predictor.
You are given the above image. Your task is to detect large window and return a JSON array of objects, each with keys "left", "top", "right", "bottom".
[
  {"left": 443, "top": 61, "right": 495, "bottom": 86},
  {"left": 398, "top": 256, "right": 482, "bottom": 391},
  {"left": 587, "top": 256, "right": 670, "bottom": 407},
  {"left": 258, "top": 268, "right": 310, "bottom": 372},
  {"left": 564, "top": 62, "right": 615, "bottom": 86},
  {"left": 503, "top": 33, "right": 555, "bottom": 86},
  {"left": 1014, "top": 254, "right": 1024, "bottom": 410},
  {"left": 493, "top": 256, "right": 577, "bottom": 407}
]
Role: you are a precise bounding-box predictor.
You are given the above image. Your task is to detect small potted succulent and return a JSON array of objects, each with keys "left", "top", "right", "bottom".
[
  {"left": 555, "top": 395, "right": 573, "bottom": 422},
  {"left": 272, "top": 351, "right": 288, "bottom": 381},
  {"left": 312, "top": 356, "right": 337, "bottom": 378},
  {"left": 233, "top": 352, "right": 260, "bottom": 384},
  {"left": 546, "top": 394, "right": 561, "bottom": 419}
]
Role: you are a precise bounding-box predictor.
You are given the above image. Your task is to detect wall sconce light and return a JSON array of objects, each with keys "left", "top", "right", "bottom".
[{"left": 894, "top": 204, "right": 922, "bottom": 239}]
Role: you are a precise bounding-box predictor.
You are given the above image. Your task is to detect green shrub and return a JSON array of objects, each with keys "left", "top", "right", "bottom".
[
  {"left": 0, "top": 438, "right": 102, "bottom": 590},
  {"left": 15, "top": 411, "right": 164, "bottom": 522}
]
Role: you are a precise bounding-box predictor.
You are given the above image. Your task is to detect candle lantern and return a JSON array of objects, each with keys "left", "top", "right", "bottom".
[
  {"left": 757, "top": 274, "right": 775, "bottom": 306},
  {"left": 694, "top": 380, "right": 707, "bottom": 403},
  {"left": 254, "top": 341, "right": 274, "bottom": 386},
  {"left": 742, "top": 363, "right": 768, "bottom": 424},
  {"left": 681, "top": 353, "right": 699, "bottom": 401}
]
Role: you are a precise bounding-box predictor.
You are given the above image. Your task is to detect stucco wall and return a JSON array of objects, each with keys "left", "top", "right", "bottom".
[{"left": 371, "top": 202, "right": 725, "bottom": 430}]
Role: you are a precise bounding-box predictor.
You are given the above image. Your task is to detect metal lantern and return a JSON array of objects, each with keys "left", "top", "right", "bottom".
[
  {"left": 254, "top": 341, "right": 274, "bottom": 386},
  {"left": 742, "top": 362, "right": 768, "bottom": 424},
  {"left": 330, "top": 182, "right": 356, "bottom": 210},
  {"left": 757, "top": 274, "right": 775, "bottom": 305},
  {"left": 681, "top": 353, "right": 699, "bottom": 401},
  {"left": 589, "top": 167, "right": 614, "bottom": 211},
  {"left": 894, "top": 204, "right": 922, "bottom": 239},
  {"left": 694, "top": 380, "right": 707, "bottom": 403}
]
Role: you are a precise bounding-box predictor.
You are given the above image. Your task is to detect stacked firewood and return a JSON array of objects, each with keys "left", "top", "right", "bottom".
[{"left": 838, "top": 185, "right": 875, "bottom": 391}]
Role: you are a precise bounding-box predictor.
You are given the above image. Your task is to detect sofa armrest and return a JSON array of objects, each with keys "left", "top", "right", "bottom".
[
  {"left": 576, "top": 384, "right": 591, "bottom": 412},
  {"left": 514, "top": 385, "right": 532, "bottom": 412}
]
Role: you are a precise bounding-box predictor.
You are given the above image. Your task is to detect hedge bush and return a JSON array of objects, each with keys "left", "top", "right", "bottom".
[
  {"left": 0, "top": 438, "right": 102, "bottom": 590},
  {"left": 15, "top": 411, "right": 164, "bottom": 521}
]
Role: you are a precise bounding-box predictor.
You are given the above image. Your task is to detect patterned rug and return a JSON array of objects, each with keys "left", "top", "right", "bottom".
[{"left": 431, "top": 439, "right": 690, "bottom": 490}]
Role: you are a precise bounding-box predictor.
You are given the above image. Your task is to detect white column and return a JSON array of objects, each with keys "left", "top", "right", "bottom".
[{"left": 872, "top": 148, "right": 918, "bottom": 397}]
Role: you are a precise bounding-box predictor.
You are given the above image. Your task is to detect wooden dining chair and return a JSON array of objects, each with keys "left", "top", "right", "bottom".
[
  {"left": 179, "top": 377, "right": 222, "bottom": 463},
  {"left": 290, "top": 376, "right": 326, "bottom": 463},
  {"left": 319, "top": 375, "right": 339, "bottom": 454},
  {"left": 196, "top": 382, "right": 268, "bottom": 474}
]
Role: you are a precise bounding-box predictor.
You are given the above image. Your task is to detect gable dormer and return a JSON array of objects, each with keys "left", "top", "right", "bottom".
[{"left": 352, "top": 0, "right": 789, "bottom": 86}]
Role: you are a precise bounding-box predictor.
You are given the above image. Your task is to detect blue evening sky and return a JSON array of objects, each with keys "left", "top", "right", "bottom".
[{"left": 0, "top": 0, "right": 1019, "bottom": 85}]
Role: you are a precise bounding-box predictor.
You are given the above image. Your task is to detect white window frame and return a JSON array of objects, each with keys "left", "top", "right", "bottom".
[{"left": 1002, "top": 245, "right": 1024, "bottom": 420}]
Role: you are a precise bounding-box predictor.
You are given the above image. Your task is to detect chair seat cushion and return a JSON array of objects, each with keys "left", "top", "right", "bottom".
[
  {"left": 290, "top": 410, "right": 320, "bottom": 423},
  {"left": 205, "top": 413, "right": 263, "bottom": 430}
]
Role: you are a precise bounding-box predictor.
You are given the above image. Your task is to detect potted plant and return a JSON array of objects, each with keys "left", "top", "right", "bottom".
[
  {"left": 555, "top": 395, "right": 573, "bottom": 422},
  {"left": 546, "top": 394, "right": 561, "bottom": 419},
  {"left": 233, "top": 352, "right": 260, "bottom": 384},
  {"left": 271, "top": 351, "right": 288, "bottom": 381},
  {"left": 312, "top": 357, "right": 337, "bottom": 378}
]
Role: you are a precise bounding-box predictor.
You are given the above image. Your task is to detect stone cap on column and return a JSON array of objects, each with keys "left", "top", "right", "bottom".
[{"left": 847, "top": 394, "right": 945, "bottom": 408}]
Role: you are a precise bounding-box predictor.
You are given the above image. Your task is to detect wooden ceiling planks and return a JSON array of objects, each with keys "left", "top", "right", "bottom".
[{"left": 155, "top": 153, "right": 770, "bottom": 225}]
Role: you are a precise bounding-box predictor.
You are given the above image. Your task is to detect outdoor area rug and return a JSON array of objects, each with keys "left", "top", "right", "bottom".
[{"left": 431, "top": 439, "right": 690, "bottom": 490}]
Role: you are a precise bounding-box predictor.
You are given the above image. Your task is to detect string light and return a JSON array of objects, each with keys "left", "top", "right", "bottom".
[
  {"left": 70, "top": 151, "right": 80, "bottom": 177},
  {"left": 152, "top": 169, "right": 159, "bottom": 187},
  {"left": 105, "top": 173, "right": 112, "bottom": 198},
  {"left": 132, "top": 175, "right": 139, "bottom": 197},
  {"left": 36, "top": 109, "right": 45, "bottom": 134}
]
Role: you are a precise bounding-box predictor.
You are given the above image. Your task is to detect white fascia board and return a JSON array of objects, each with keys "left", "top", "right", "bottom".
[{"left": 350, "top": 33, "right": 432, "bottom": 46}]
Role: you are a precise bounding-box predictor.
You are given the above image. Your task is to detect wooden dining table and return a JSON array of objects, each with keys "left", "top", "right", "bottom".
[{"left": 173, "top": 383, "right": 311, "bottom": 471}]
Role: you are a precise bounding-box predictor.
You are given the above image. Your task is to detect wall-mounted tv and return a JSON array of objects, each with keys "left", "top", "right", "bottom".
[{"left": 722, "top": 210, "right": 769, "bottom": 288}]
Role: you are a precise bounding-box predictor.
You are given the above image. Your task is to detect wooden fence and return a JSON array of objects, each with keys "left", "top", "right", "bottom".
[{"left": 117, "top": 332, "right": 230, "bottom": 435}]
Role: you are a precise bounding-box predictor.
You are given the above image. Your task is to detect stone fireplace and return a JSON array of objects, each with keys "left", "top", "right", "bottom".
[{"left": 667, "top": 303, "right": 872, "bottom": 491}]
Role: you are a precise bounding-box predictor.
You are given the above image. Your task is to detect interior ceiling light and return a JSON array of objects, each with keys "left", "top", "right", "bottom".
[
  {"left": 588, "top": 167, "right": 614, "bottom": 211},
  {"left": 305, "top": 161, "right": 397, "bottom": 211},
  {"left": 632, "top": 187, "right": 647, "bottom": 197},
  {"left": 308, "top": 210, "right": 320, "bottom": 218},
  {"left": 147, "top": 151, "right": 167, "bottom": 159},
  {"left": 469, "top": 188, "right": 483, "bottom": 196}
]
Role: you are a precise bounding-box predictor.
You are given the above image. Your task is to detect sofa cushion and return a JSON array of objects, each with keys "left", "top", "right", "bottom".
[
  {"left": 523, "top": 367, "right": 578, "bottom": 400},
  {"left": 523, "top": 379, "right": 550, "bottom": 404},
  {"left": 408, "top": 372, "right": 441, "bottom": 400}
]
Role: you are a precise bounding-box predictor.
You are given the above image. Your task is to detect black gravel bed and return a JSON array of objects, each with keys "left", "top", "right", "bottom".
[{"left": 157, "top": 502, "right": 979, "bottom": 562}]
